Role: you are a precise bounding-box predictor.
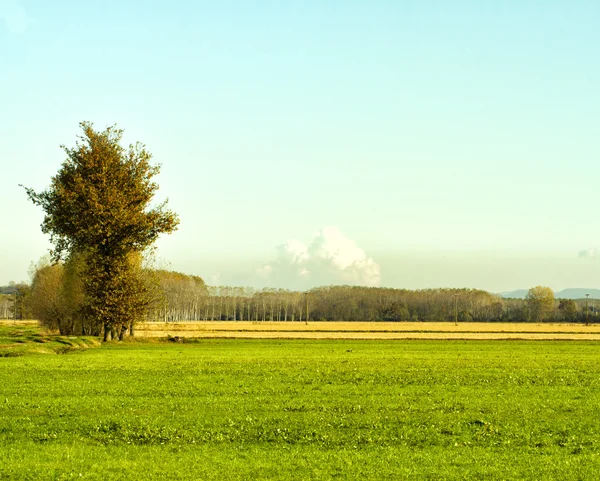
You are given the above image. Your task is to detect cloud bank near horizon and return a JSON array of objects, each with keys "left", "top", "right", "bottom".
[
  {"left": 579, "top": 248, "right": 598, "bottom": 260},
  {"left": 253, "top": 226, "right": 381, "bottom": 289}
]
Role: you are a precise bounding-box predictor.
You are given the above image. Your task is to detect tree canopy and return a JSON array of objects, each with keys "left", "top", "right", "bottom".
[
  {"left": 24, "top": 122, "right": 179, "bottom": 339},
  {"left": 525, "top": 286, "right": 555, "bottom": 322}
]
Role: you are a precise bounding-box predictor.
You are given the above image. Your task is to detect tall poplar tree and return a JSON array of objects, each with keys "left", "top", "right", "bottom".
[{"left": 24, "top": 122, "right": 179, "bottom": 339}]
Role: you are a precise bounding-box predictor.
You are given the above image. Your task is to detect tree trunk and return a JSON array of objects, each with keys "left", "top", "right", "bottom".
[{"left": 103, "top": 324, "right": 111, "bottom": 342}]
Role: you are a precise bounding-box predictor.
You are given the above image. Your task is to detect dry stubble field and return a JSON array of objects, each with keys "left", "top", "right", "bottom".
[
  {"left": 5, "top": 320, "right": 600, "bottom": 340},
  {"left": 136, "top": 321, "right": 600, "bottom": 341}
]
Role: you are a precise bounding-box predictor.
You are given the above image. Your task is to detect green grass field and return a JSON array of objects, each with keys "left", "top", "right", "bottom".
[{"left": 1, "top": 336, "right": 600, "bottom": 479}]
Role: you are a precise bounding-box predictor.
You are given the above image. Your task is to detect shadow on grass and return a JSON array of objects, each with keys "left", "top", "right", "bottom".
[{"left": 0, "top": 324, "right": 101, "bottom": 357}]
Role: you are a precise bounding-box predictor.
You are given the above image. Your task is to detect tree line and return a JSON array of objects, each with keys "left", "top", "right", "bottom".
[
  {"left": 147, "top": 283, "right": 594, "bottom": 324},
  {"left": 2, "top": 271, "right": 597, "bottom": 329},
  {"left": 0, "top": 282, "right": 30, "bottom": 320}
]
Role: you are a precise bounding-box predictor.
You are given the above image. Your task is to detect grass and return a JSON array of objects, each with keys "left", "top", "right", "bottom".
[
  {"left": 0, "top": 323, "right": 100, "bottom": 357},
  {"left": 1, "top": 339, "right": 600, "bottom": 479}
]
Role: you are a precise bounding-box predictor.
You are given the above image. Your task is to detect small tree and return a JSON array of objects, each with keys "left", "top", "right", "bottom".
[
  {"left": 6, "top": 282, "right": 31, "bottom": 321},
  {"left": 29, "top": 261, "right": 69, "bottom": 333},
  {"left": 558, "top": 299, "right": 578, "bottom": 322},
  {"left": 24, "top": 122, "right": 179, "bottom": 339},
  {"left": 525, "top": 286, "right": 555, "bottom": 322}
]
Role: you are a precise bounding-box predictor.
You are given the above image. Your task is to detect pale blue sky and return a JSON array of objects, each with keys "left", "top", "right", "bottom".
[{"left": 1, "top": 1, "right": 599, "bottom": 291}]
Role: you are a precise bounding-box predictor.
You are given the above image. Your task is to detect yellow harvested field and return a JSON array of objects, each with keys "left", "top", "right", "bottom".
[
  {"left": 7, "top": 320, "right": 600, "bottom": 340},
  {"left": 0, "top": 320, "right": 38, "bottom": 326},
  {"left": 136, "top": 321, "right": 600, "bottom": 341}
]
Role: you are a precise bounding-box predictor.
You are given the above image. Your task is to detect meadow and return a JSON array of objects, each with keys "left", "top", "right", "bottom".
[
  {"left": 2, "top": 329, "right": 600, "bottom": 480},
  {"left": 0, "top": 322, "right": 99, "bottom": 357}
]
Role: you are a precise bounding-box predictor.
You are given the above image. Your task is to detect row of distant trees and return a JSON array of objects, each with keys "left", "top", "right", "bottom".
[
  {"left": 1, "top": 267, "right": 597, "bottom": 329},
  {"left": 0, "top": 283, "right": 29, "bottom": 320},
  {"left": 124, "top": 282, "right": 598, "bottom": 324}
]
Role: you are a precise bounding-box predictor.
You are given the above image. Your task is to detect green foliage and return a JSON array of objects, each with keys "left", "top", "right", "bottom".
[
  {"left": 378, "top": 301, "right": 410, "bottom": 321},
  {"left": 81, "top": 252, "right": 150, "bottom": 340},
  {"left": 558, "top": 299, "right": 578, "bottom": 321},
  {"left": 23, "top": 122, "right": 179, "bottom": 337},
  {"left": 1, "top": 340, "right": 600, "bottom": 478}
]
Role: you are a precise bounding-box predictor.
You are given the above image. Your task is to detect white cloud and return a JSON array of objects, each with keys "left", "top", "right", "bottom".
[
  {"left": 579, "top": 248, "right": 598, "bottom": 260},
  {"left": 254, "top": 226, "right": 381, "bottom": 289},
  {"left": 0, "top": 1, "right": 30, "bottom": 34}
]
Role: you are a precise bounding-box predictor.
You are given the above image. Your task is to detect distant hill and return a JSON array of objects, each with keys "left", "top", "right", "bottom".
[
  {"left": 555, "top": 288, "right": 600, "bottom": 300},
  {"left": 500, "top": 288, "right": 600, "bottom": 299},
  {"left": 499, "top": 289, "right": 529, "bottom": 299}
]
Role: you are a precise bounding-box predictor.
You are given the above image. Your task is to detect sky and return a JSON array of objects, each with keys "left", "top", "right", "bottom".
[{"left": 1, "top": 0, "right": 599, "bottom": 293}]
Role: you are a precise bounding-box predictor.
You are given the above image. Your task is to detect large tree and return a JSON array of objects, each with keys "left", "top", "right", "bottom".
[
  {"left": 24, "top": 122, "right": 179, "bottom": 339},
  {"left": 525, "top": 286, "right": 555, "bottom": 322}
]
